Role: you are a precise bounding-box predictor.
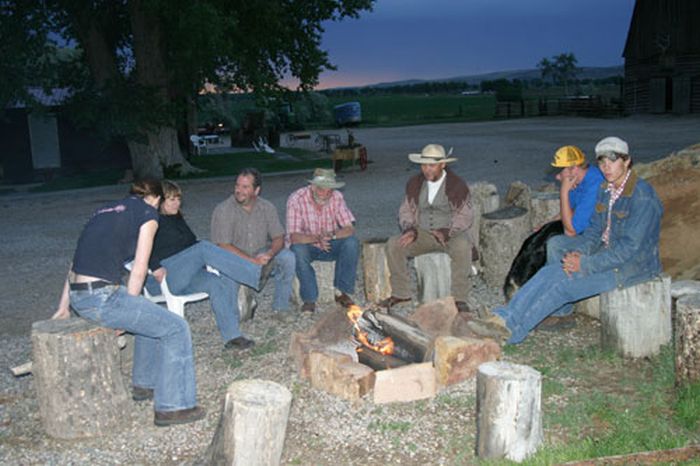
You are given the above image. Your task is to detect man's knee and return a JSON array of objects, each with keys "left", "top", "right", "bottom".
[
  {"left": 290, "top": 243, "right": 311, "bottom": 263},
  {"left": 340, "top": 235, "right": 360, "bottom": 256}
]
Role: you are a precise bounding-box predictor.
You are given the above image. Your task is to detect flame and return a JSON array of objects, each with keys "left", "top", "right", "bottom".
[{"left": 346, "top": 305, "right": 395, "bottom": 355}]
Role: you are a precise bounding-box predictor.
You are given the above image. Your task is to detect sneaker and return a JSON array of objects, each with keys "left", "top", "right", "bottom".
[
  {"left": 154, "top": 406, "right": 206, "bottom": 427},
  {"left": 537, "top": 314, "right": 576, "bottom": 331},
  {"left": 224, "top": 336, "right": 256, "bottom": 351},
  {"left": 301, "top": 302, "right": 316, "bottom": 313},
  {"left": 334, "top": 292, "right": 355, "bottom": 308},
  {"left": 132, "top": 386, "right": 153, "bottom": 402},
  {"left": 467, "top": 315, "right": 512, "bottom": 341}
]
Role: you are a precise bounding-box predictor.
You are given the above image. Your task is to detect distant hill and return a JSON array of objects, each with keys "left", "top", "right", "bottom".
[{"left": 344, "top": 66, "right": 623, "bottom": 90}]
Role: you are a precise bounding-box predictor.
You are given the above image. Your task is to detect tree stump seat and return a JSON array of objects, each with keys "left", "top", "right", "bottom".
[
  {"left": 31, "top": 318, "right": 130, "bottom": 439},
  {"left": 600, "top": 274, "right": 671, "bottom": 358},
  {"left": 414, "top": 252, "right": 452, "bottom": 304},
  {"left": 476, "top": 361, "right": 543, "bottom": 462}
]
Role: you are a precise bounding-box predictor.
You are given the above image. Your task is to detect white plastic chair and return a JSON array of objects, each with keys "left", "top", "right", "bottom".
[
  {"left": 189, "top": 135, "right": 207, "bottom": 155},
  {"left": 125, "top": 262, "right": 208, "bottom": 318}
]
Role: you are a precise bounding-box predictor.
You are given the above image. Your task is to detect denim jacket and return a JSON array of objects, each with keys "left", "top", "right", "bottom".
[{"left": 560, "top": 170, "right": 663, "bottom": 289}]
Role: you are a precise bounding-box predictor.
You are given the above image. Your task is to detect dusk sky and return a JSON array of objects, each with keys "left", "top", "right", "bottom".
[{"left": 312, "top": 0, "right": 636, "bottom": 89}]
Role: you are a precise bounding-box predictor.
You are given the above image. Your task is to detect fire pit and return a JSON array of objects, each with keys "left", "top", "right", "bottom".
[{"left": 289, "top": 298, "right": 501, "bottom": 403}]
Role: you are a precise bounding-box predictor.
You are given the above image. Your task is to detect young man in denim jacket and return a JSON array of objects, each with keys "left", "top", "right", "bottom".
[{"left": 469, "top": 136, "right": 663, "bottom": 344}]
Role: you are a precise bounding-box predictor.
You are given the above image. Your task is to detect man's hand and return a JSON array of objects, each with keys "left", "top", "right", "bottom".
[
  {"left": 430, "top": 229, "right": 448, "bottom": 247},
  {"left": 315, "top": 233, "right": 332, "bottom": 252},
  {"left": 560, "top": 172, "right": 577, "bottom": 193},
  {"left": 562, "top": 251, "right": 581, "bottom": 276},
  {"left": 152, "top": 267, "right": 167, "bottom": 283},
  {"left": 398, "top": 230, "right": 416, "bottom": 248},
  {"left": 254, "top": 252, "right": 273, "bottom": 266}
]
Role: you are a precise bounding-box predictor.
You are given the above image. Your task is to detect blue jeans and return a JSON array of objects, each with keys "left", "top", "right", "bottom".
[
  {"left": 156, "top": 241, "right": 261, "bottom": 342},
  {"left": 260, "top": 248, "right": 295, "bottom": 312},
  {"left": 494, "top": 264, "right": 616, "bottom": 344},
  {"left": 290, "top": 235, "right": 360, "bottom": 303},
  {"left": 70, "top": 286, "right": 197, "bottom": 412}
]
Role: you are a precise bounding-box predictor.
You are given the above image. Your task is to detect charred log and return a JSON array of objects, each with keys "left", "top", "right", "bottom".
[
  {"left": 365, "top": 311, "right": 433, "bottom": 362},
  {"left": 354, "top": 313, "right": 419, "bottom": 362},
  {"left": 357, "top": 348, "right": 410, "bottom": 371}
]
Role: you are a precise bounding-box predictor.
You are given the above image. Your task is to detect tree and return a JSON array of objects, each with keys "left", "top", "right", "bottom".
[
  {"left": 537, "top": 52, "right": 579, "bottom": 94},
  {"left": 1, "top": 0, "right": 374, "bottom": 179}
]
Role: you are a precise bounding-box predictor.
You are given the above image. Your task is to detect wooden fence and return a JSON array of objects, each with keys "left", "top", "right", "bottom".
[{"left": 495, "top": 96, "right": 623, "bottom": 119}]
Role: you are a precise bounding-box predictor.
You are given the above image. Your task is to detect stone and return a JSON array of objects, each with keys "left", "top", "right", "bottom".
[
  {"left": 434, "top": 336, "right": 501, "bottom": 386},
  {"left": 373, "top": 362, "right": 437, "bottom": 404}
]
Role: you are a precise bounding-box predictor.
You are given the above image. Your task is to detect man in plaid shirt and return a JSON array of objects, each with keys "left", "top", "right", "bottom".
[{"left": 287, "top": 168, "right": 360, "bottom": 313}]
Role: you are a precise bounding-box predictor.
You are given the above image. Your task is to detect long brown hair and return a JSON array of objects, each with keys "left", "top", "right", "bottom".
[{"left": 130, "top": 178, "right": 164, "bottom": 198}]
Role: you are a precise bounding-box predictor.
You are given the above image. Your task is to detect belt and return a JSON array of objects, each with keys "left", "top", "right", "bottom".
[{"left": 69, "top": 280, "right": 115, "bottom": 291}]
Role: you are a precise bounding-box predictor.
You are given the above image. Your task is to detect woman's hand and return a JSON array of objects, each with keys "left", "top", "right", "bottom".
[{"left": 152, "top": 267, "right": 167, "bottom": 283}]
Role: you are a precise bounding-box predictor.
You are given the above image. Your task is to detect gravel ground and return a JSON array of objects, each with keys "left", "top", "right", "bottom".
[{"left": 1, "top": 115, "right": 698, "bottom": 464}]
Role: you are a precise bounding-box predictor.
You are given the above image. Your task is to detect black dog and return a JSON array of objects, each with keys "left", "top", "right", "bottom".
[{"left": 503, "top": 220, "right": 564, "bottom": 302}]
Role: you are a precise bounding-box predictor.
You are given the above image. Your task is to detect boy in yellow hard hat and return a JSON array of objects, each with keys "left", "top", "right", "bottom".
[{"left": 551, "top": 145, "right": 604, "bottom": 237}]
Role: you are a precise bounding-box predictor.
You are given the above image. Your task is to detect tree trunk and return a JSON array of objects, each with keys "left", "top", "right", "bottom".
[
  {"left": 206, "top": 379, "right": 292, "bottom": 466},
  {"left": 128, "top": 0, "right": 201, "bottom": 178},
  {"left": 476, "top": 361, "right": 543, "bottom": 462},
  {"left": 31, "top": 318, "right": 130, "bottom": 439}
]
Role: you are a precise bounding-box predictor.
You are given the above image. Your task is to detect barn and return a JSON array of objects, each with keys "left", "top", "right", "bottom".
[{"left": 623, "top": 0, "right": 700, "bottom": 114}]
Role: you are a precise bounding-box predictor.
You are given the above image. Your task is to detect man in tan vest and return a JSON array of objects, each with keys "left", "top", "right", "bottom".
[{"left": 380, "top": 144, "right": 476, "bottom": 314}]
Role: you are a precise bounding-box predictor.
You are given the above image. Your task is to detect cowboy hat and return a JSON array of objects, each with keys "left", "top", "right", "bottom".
[
  {"left": 308, "top": 168, "right": 345, "bottom": 189},
  {"left": 408, "top": 144, "right": 457, "bottom": 164}
]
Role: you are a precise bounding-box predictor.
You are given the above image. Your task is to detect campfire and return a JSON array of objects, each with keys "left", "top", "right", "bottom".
[
  {"left": 344, "top": 304, "right": 432, "bottom": 370},
  {"left": 290, "top": 298, "right": 501, "bottom": 403}
]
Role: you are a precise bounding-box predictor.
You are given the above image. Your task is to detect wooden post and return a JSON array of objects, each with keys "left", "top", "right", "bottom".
[
  {"left": 479, "top": 206, "right": 530, "bottom": 289},
  {"left": 238, "top": 285, "right": 257, "bottom": 321},
  {"left": 476, "top": 361, "right": 543, "bottom": 462},
  {"left": 362, "top": 238, "right": 392, "bottom": 303},
  {"left": 675, "top": 293, "right": 700, "bottom": 386},
  {"left": 292, "top": 260, "right": 336, "bottom": 305},
  {"left": 31, "top": 318, "right": 130, "bottom": 439},
  {"left": 414, "top": 252, "right": 451, "bottom": 304},
  {"left": 600, "top": 275, "right": 671, "bottom": 358},
  {"left": 206, "top": 379, "right": 292, "bottom": 466}
]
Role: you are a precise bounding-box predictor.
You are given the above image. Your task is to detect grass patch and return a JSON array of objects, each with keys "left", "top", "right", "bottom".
[
  {"left": 179, "top": 148, "right": 331, "bottom": 180},
  {"left": 327, "top": 94, "right": 496, "bottom": 127},
  {"left": 367, "top": 419, "right": 412, "bottom": 434},
  {"left": 675, "top": 381, "right": 700, "bottom": 430},
  {"left": 250, "top": 340, "right": 277, "bottom": 357}
]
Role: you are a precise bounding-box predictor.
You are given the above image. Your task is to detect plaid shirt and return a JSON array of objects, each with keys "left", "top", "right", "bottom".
[{"left": 286, "top": 186, "right": 355, "bottom": 236}]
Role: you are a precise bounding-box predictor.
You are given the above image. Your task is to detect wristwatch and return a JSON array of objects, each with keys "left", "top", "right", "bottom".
[{"left": 331, "top": 232, "right": 337, "bottom": 240}]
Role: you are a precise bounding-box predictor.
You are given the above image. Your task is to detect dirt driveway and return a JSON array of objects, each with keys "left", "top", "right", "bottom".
[{"left": 1, "top": 115, "right": 699, "bottom": 337}]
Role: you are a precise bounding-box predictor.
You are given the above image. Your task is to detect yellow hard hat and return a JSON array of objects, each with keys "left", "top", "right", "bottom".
[{"left": 551, "top": 145, "right": 585, "bottom": 167}]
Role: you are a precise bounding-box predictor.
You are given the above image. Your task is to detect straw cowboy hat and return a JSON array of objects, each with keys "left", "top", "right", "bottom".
[
  {"left": 308, "top": 168, "right": 345, "bottom": 189},
  {"left": 408, "top": 144, "right": 457, "bottom": 164}
]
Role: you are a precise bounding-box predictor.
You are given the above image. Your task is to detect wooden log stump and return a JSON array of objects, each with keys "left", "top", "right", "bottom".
[
  {"left": 476, "top": 361, "right": 543, "bottom": 462},
  {"left": 505, "top": 181, "right": 531, "bottom": 212},
  {"left": 292, "top": 260, "right": 336, "bottom": 304},
  {"left": 238, "top": 285, "right": 257, "bottom": 321},
  {"left": 31, "top": 318, "right": 130, "bottom": 439},
  {"left": 530, "top": 190, "right": 561, "bottom": 229},
  {"left": 207, "top": 379, "right": 292, "bottom": 466},
  {"left": 480, "top": 206, "right": 530, "bottom": 289},
  {"left": 362, "top": 238, "right": 392, "bottom": 303},
  {"left": 470, "top": 182, "right": 500, "bottom": 259},
  {"left": 414, "top": 252, "right": 451, "bottom": 304},
  {"left": 600, "top": 275, "right": 671, "bottom": 358},
  {"left": 674, "top": 293, "right": 700, "bottom": 386}
]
